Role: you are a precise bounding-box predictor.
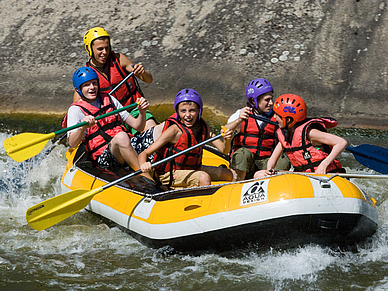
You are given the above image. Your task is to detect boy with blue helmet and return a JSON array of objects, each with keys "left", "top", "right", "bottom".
[{"left": 67, "top": 66, "right": 152, "bottom": 178}]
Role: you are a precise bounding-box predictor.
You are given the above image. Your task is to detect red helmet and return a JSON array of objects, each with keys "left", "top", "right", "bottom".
[{"left": 273, "top": 94, "right": 307, "bottom": 127}]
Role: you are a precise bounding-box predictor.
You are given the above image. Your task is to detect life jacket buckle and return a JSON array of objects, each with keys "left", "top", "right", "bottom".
[{"left": 303, "top": 151, "right": 311, "bottom": 160}]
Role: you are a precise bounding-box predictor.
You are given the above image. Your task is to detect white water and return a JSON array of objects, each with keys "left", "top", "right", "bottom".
[{"left": 1, "top": 132, "right": 388, "bottom": 290}]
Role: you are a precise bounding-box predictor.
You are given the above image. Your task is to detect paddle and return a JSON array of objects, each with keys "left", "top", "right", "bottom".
[
  {"left": 346, "top": 144, "right": 388, "bottom": 174},
  {"left": 249, "top": 114, "right": 278, "bottom": 126},
  {"left": 26, "top": 130, "right": 226, "bottom": 231},
  {"left": 4, "top": 71, "right": 137, "bottom": 163},
  {"left": 4, "top": 102, "right": 138, "bottom": 163}
]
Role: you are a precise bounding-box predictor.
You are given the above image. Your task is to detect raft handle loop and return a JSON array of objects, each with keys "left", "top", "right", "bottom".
[{"left": 144, "top": 193, "right": 153, "bottom": 203}]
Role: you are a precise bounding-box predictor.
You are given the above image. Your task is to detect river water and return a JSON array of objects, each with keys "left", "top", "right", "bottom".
[{"left": 1, "top": 116, "right": 388, "bottom": 290}]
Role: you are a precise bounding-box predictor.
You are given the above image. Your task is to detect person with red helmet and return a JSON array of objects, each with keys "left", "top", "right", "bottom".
[
  {"left": 225, "top": 78, "right": 290, "bottom": 181},
  {"left": 139, "top": 89, "right": 236, "bottom": 188},
  {"left": 73, "top": 27, "right": 157, "bottom": 135},
  {"left": 67, "top": 66, "right": 152, "bottom": 179},
  {"left": 256, "top": 94, "right": 347, "bottom": 177}
]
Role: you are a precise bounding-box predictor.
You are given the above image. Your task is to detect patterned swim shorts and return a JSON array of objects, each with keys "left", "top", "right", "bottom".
[
  {"left": 97, "top": 146, "right": 122, "bottom": 169},
  {"left": 131, "top": 127, "right": 155, "bottom": 161}
]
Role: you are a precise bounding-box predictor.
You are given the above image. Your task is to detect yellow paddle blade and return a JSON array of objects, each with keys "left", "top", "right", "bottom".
[
  {"left": 4, "top": 132, "right": 56, "bottom": 162},
  {"left": 26, "top": 187, "right": 103, "bottom": 231}
]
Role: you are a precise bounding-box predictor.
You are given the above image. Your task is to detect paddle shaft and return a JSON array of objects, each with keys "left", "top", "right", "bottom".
[
  {"left": 249, "top": 114, "right": 278, "bottom": 126},
  {"left": 100, "top": 132, "right": 224, "bottom": 191},
  {"left": 279, "top": 171, "right": 388, "bottom": 179},
  {"left": 6, "top": 71, "right": 137, "bottom": 156},
  {"left": 107, "top": 70, "right": 135, "bottom": 98}
]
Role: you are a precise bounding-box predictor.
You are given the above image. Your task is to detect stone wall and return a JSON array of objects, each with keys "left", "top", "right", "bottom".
[{"left": 0, "top": 0, "right": 387, "bottom": 128}]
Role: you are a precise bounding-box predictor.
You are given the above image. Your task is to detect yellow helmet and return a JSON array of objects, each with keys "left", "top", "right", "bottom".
[{"left": 83, "top": 27, "right": 110, "bottom": 56}]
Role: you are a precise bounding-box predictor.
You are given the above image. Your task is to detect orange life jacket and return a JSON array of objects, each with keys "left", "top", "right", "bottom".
[
  {"left": 86, "top": 51, "right": 143, "bottom": 107},
  {"left": 153, "top": 114, "right": 208, "bottom": 175},
  {"left": 276, "top": 117, "right": 343, "bottom": 173},
  {"left": 71, "top": 94, "right": 129, "bottom": 161},
  {"left": 231, "top": 112, "right": 277, "bottom": 158}
]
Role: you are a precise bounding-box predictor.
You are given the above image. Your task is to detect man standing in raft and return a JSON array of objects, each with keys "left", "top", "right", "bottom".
[
  {"left": 257, "top": 94, "right": 347, "bottom": 178},
  {"left": 73, "top": 27, "right": 157, "bottom": 134},
  {"left": 225, "top": 78, "right": 290, "bottom": 181},
  {"left": 67, "top": 66, "right": 151, "bottom": 179},
  {"left": 139, "top": 89, "right": 236, "bottom": 188}
]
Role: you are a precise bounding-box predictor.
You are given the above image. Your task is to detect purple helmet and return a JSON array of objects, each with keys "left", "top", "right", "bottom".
[
  {"left": 245, "top": 78, "right": 273, "bottom": 108},
  {"left": 174, "top": 88, "right": 203, "bottom": 119}
]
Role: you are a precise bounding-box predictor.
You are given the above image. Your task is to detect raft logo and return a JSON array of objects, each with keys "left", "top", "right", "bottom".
[{"left": 240, "top": 180, "right": 269, "bottom": 206}]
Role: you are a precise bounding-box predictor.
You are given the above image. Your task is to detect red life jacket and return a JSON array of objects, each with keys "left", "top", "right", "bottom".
[
  {"left": 276, "top": 117, "right": 343, "bottom": 173},
  {"left": 71, "top": 94, "right": 129, "bottom": 161},
  {"left": 86, "top": 51, "right": 143, "bottom": 107},
  {"left": 231, "top": 111, "right": 277, "bottom": 158},
  {"left": 153, "top": 114, "right": 208, "bottom": 175}
]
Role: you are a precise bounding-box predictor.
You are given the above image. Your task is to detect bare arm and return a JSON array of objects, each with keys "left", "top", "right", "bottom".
[
  {"left": 210, "top": 126, "right": 234, "bottom": 154},
  {"left": 139, "top": 125, "right": 182, "bottom": 172},
  {"left": 225, "top": 106, "right": 252, "bottom": 131},
  {"left": 267, "top": 142, "right": 284, "bottom": 171},
  {"left": 123, "top": 97, "right": 149, "bottom": 132},
  {"left": 119, "top": 53, "right": 153, "bottom": 83},
  {"left": 68, "top": 115, "right": 96, "bottom": 148},
  {"left": 308, "top": 129, "right": 348, "bottom": 174}
]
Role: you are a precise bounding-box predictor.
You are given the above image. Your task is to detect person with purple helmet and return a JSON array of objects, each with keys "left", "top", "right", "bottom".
[
  {"left": 225, "top": 78, "right": 290, "bottom": 180},
  {"left": 139, "top": 88, "right": 236, "bottom": 189}
]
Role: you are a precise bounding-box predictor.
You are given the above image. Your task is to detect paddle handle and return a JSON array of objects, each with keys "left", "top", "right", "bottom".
[
  {"left": 101, "top": 132, "right": 225, "bottom": 191},
  {"left": 249, "top": 114, "right": 278, "bottom": 126}
]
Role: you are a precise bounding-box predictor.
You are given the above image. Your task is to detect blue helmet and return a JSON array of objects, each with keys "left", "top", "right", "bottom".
[
  {"left": 72, "top": 67, "right": 99, "bottom": 97},
  {"left": 245, "top": 78, "right": 273, "bottom": 109},
  {"left": 174, "top": 88, "right": 203, "bottom": 120}
]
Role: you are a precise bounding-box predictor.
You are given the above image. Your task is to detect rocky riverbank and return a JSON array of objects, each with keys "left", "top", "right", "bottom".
[{"left": 0, "top": 0, "right": 387, "bottom": 128}]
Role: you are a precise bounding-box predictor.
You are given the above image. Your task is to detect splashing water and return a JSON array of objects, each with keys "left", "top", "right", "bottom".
[{"left": 1, "top": 131, "right": 388, "bottom": 290}]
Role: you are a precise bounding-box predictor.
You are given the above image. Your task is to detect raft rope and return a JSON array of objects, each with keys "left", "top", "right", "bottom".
[{"left": 129, "top": 171, "right": 335, "bottom": 199}]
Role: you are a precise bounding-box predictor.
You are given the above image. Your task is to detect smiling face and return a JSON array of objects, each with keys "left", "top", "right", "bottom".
[
  {"left": 254, "top": 92, "right": 274, "bottom": 114},
  {"left": 91, "top": 37, "right": 110, "bottom": 65},
  {"left": 79, "top": 79, "right": 99, "bottom": 101},
  {"left": 177, "top": 102, "right": 200, "bottom": 127}
]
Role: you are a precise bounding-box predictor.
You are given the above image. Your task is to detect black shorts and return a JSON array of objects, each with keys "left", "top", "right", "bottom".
[{"left": 97, "top": 146, "right": 121, "bottom": 169}]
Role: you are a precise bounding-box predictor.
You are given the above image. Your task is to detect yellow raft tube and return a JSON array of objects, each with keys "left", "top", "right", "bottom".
[{"left": 61, "top": 145, "right": 378, "bottom": 252}]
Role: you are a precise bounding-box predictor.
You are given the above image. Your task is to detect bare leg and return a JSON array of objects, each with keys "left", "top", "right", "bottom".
[
  {"left": 144, "top": 119, "right": 158, "bottom": 132},
  {"left": 219, "top": 168, "right": 237, "bottom": 182},
  {"left": 110, "top": 132, "right": 152, "bottom": 179},
  {"left": 198, "top": 171, "right": 211, "bottom": 186},
  {"left": 235, "top": 169, "right": 246, "bottom": 181}
]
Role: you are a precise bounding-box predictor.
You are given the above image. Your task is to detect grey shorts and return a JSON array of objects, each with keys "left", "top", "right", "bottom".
[
  {"left": 97, "top": 146, "right": 121, "bottom": 169},
  {"left": 230, "top": 147, "right": 290, "bottom": 178}
]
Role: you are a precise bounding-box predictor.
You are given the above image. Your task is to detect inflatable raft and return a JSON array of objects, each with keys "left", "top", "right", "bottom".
[{"left": 61, "top": 145, "right": 378, "bottom": 252}]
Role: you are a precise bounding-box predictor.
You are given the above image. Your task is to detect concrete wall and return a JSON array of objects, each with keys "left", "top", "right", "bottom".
[{"left": 0, "top": 0, "right": 387, "bottom": 128}]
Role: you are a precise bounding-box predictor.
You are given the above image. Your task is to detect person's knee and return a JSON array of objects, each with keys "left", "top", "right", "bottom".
[
  {"left": 230, "top": 148, "right": 254, "bottom": 172},
  {"left": 112, "top": 132, "right": 131, "bottom": 147},
  {"left": 198, "top": 171, "right": 211, "bottom": 186}
]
